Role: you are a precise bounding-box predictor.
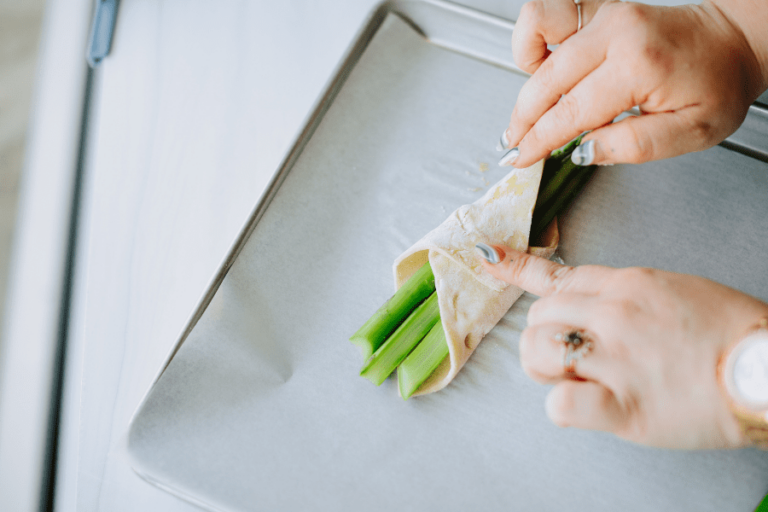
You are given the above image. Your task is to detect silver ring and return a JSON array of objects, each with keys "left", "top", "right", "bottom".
[
  {"left": 574, "top": 0, "right": 583, "bottom": 32},
  {"left": 555, "top": 329, "right": 593, "bottom": 374}
]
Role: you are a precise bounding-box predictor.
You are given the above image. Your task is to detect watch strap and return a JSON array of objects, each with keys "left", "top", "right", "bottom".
[{"left": 732, "top": 406, "right": 768, "bottom": 449}]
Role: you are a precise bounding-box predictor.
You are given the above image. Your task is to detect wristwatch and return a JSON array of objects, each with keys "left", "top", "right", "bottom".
[{"left": 719, "top": 317, "right": 768, "bottom": 449}]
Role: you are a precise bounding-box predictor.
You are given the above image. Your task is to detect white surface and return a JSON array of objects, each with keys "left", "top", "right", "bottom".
[
  {"left": 42, "top": 0, "right": 760, "bottom": 511},
  {"left": 57, "top": 1, "right": 386, "bottom": 510},
  {"left": 0, "top": 0, "right": 90, "bottom": 509}
]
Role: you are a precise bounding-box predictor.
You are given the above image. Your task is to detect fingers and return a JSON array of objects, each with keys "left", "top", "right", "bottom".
[
  {"left": 511, "top": 60, "right": 637, "bottom": 168},
  {"left": 546, "top": 380, "right": 627, "bottom": 432},
  {"left": 520, "top": 322, "right": 602, "bottom": 383},
  {"left": 522, "top": 326, "right": 629, "bottom": 434},
  {"left": 506, "top": 23, "right": 608, "bottom": 153},
  {"left": 512, "top": 0, "right": 581, "bottom": 74},
  {"left": 481, "top": 245, "right": 611, "bottom": 297},
  {"left": 512, "top": 0, "right": 608, "bottom": 74},
  {"left": 577, "top": 106, "right": 721, "bottom": 165}
]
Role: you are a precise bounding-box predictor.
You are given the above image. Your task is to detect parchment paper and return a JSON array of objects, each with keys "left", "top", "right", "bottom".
[{"left": 128, "top": 9, "right": 768, "bottom": 512}]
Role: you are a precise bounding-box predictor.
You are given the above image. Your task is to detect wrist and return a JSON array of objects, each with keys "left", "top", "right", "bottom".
[{"left": 706, "top": 0, "right": 768, "bottom": 99}]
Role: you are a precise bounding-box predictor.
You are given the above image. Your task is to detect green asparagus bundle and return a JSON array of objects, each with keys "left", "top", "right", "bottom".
[
  {"left": 350, "top": 261, "right": 436, "bottom": 359},
  {"left": 352, "top": 141, "right": 596, "bottom": 398},
  {"left": 360, "top": 293, "right": 440, "bottom": 385}
]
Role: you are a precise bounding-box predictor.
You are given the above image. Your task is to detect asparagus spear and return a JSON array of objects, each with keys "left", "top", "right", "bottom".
[
  {"left": 548, "top": 134, "right": 584, "bottom": 161},
  {"left": 530, "top": 165, "right": 596, "bottom": 243},
  {"left": 535, "top": 157, "right": 581, "bottom": 219},
  {"left": 398, "top": 319, "right": 449, "bottom": 399},
  {"left": 360, "top": 292, "right": 440, "bottom": 386},
  {"left": 539, "top": 135, "right": 586, "bottom": 198},
  {"left": 350, "top": 261, "right": 435, "bottom": 359}
]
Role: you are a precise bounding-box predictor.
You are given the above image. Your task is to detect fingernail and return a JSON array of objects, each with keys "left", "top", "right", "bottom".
[
  {"left": 498, "top": 147, "right": 519, "bottom": 167},
  {"left": 475, "top": 243, "right": 504, "bottom": 264},
  {"left": 496, "top": 131, "right": 510, "bottom": 151},
  {"left": 571, "top": 140, "right": 595, "bottom": 166}
]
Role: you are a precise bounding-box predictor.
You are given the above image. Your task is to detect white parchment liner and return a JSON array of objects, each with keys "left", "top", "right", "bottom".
[{"left": 393, "top": 160, "right": 558, "bottom": 396}]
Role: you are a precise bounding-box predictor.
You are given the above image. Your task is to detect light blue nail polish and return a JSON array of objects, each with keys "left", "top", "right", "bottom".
[
  {"left": 571, "top": 140, "right": 595, "bottom": 166},
  {"left": 475, "top": 243, "right": 501, "bottom": 264},
  {"left": 498, "top": 147, "right": 519, "bottom": 167},
  {"left": 496, "top": 131, "right": 510, "bottom": 151}
]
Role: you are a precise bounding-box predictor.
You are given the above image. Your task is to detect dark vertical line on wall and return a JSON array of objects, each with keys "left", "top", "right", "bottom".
[{"left": 38, "top": 66, "right": 93, "bottom": 512}]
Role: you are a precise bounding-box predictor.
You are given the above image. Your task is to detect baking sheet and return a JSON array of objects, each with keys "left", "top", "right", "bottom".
[{"left": 128, "top": 2, "right": 768, "bottom": 511}]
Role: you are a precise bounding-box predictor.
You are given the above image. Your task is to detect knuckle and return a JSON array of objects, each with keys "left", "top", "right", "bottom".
[
  {"left": 616, "top": 266, "right": 656, "bottom": 285},
  {"left": 621, "top": 421, "right": 649, "bottom": 443},
  {"left": 556, "top": 93, "right": 582, "bottom": 127},
  {"left": 547, "top": 386, "right": 576, "bottom": 428},
  {"left": 519, "top": 328, "right": 551, "bottom": 383},
  {"left": 519, "top": 357, "right": 540, "bottom": 382},
  {"left": 532, "top": 59, "right": 559, "bottom": 95},
  {"left": 510, "top": 253, "right": 534, "bottom": 282},
  {"left": 545, "top": 264, "right": 578, "bottom": 295},
  {"left": 526, "top": 302, "right": 538, "bottom": 324},
  {"left": 518, "top": 126, "right": 542, "bottom": 155},
  {"left": 592, "top": 297, "right": 642, "bottom": 327},
  {"left": 519, "top": 1, "right": 545, "bottom": 27},
  {"left": 509, "top": 95, "right": 532, "bottom": 127},
  {"left": 611, "top": 2, "right": 650, "bottom": 27},
  {"left": 513, "top": 1, "right": 549, "bottom": 73},
  {"left": 519, "top": 327, "right": 534, "bottom": 361},
  {"left": 518, "top": 119, "right": 546, "bottom": 153},
  {"left": 608, "top": 4, "right": 659, "bottom": 65},
  {"left": 611, "top": 6, "right": 676, "bottom": 79},
  {"left": 614, "top": 392, "right": 644, "bottom": 439},
  {"left": 620, "top": 123, "right": 655, "bottom": 163},
  {"left": 526, "top": 297, "right": 547, "bottom": 324},
  {"left": 515, "top": 52, "right": 545, "bottom": 76}
]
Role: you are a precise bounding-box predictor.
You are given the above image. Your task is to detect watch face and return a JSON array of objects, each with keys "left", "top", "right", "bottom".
[{"left": 732, "top": 333, "right": 768, "bottom": 406}]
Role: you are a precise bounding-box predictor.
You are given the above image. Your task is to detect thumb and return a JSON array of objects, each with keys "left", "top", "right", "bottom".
[
  {"left": 478, "top": 244, "right": 609, "bottom": 297},
  {"left": 574, "top": 108, "right": 724, "bottom": 165}
]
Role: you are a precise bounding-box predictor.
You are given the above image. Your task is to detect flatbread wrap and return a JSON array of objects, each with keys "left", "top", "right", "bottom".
[{"left": 392, "top": 159, "right": 558, "bottom": 396}]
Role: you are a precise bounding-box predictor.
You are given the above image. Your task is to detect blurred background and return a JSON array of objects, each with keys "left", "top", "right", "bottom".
[{"left": 0, "top": 0, "right": 46, "bottom": 347}]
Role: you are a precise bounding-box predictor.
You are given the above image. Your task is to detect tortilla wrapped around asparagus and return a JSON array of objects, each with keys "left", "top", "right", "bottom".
[{"left": 392, "top": 159, "right": 558, "bottom": 397}]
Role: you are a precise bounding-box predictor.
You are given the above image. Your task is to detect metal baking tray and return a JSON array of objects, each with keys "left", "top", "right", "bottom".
[{"left": 127, "top": 1, "right": 768, "bottom": 511}]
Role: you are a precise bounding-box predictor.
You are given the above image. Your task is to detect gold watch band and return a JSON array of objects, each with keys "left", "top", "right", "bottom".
[{"left": 732, "top": 406, "right": 768, "bottom": 449}]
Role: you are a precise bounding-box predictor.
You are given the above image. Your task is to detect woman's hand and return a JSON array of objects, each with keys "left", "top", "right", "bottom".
[
  {"left": 481, "top": 245, "right": 768, "bottom": 449},
  {"left": 502, "top": 0, "right": 768, "bottom": 168}
]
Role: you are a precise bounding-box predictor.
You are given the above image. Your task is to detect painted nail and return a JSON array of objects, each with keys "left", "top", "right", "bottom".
[
  {"left": 571, "top": 140, "right": 595, "bottom": 166},
  {"left": 496, "top": 131, "right": 510, "bottom": 151},
  {"left": 498, "top": 147, "right": 520, "bottom": 167},
  {"left": 475, "top": 243, "right": 502, "bottom": 264}
]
